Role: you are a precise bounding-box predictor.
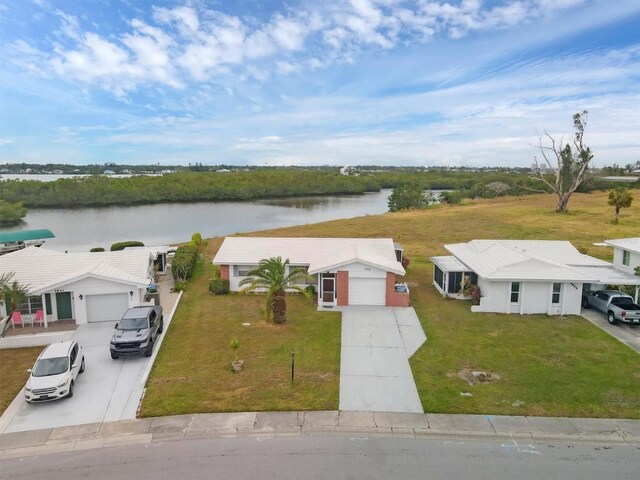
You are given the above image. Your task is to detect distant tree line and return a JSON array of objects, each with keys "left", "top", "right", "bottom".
[{"left": 1, "top": 168, "right": 634, "bottom": 210}]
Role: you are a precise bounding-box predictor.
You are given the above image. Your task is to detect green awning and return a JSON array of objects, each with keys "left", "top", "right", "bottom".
[{"left": 0, "top": 229, "right": 55, "bottom": 243}]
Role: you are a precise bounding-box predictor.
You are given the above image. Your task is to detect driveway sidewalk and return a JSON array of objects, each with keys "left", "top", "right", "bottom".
[
  {"left": 339, "top": 306, "right": 426, "bottom": 413},
  {"left": 1, "top": 411, "right": 638, "bottom": 460}
]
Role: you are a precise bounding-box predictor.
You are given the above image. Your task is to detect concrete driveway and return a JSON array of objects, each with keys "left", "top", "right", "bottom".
[
  {"left": 340, "top": 306, "right": 426, "bottom": 413},
  {"left": 4, "top": 322, "right": 154, "bottom": 433},
  {"left": 581, "top": 308, "right": 640, "bottom": 354}
]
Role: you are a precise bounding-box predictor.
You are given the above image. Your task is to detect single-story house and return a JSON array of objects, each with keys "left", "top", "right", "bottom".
[
  {"left": 431, "top": 239, "right": 640, "bottom": 315},
  {"left": 212, "top": 237, "right": 409, "bottom": 308},
  {"left": 0, "top": 247, "right": 156, "bottom": 325},
  {"left": 604, "top": 237, "right": 640, "bottom": 276}
]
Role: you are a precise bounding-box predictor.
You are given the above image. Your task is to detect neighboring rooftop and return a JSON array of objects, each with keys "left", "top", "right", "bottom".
[
  {"left": 0, "top": 229, "right": 55, "bottom": 243},
  {"left": 604, "top": 237, "right": 640, "bottom": 254},
  {"left": 444, "top": 240, "right": 610, "bottom": 282},
  {"left": 213, "top": 237, "right": 405, "bottom": 275},
  {"left": 0, "top": 247, "right": 153, "bottom": 293}
]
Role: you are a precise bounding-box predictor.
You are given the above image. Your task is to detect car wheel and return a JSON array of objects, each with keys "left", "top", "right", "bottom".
[
  {"left": 582, "top": 298, "right": 590, "bottom": 309},
  {"left": 145, "top": 338, "right": 154, "bottom": 357},
  {"left": 111, "top": 353, "right": 119, "bottom": 360},
  {"left": 79, "top": 358, "right": 85, "bottom": 374},
  {"left": 67, "top": 381, "right": 74, "bottom": 398},
  {"left": 608, "top": 312, "right": 617, "bottom": 325},
  {"left": 158, "top": 320, "right": 164, "bottom": 334}
]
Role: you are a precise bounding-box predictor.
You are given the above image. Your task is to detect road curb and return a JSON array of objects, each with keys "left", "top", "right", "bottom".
[{"left": 1, "top": 412, "right": 638, "bottom": 459}]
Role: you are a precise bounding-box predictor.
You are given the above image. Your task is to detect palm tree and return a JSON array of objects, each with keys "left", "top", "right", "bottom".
[
  {"left": 1, "top": 272, "right": 30, "bottom": 336},
  {"left": 239, "top": 257, "right": 310, "bottom": 324},
  {"left": 608, "top": 187, "right": 633, "bottom": 224}
]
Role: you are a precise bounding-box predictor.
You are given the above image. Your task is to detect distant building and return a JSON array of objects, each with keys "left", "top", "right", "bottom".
[{"left": 340, "top": 166, "right": 358, "bottom": 176}]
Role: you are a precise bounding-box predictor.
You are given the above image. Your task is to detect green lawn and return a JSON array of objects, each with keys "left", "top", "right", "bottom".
[
  {"left": 142, "top": 191, "right": 640, "bottom": 418},
  {"left": 409, "top": 262, "right": 640, "bottom": 418},
  {"left": 141, "top": 260, "right": 341, "bottom": 417},
  {"left": 0, "top": 347, "right": 42, "bottom": 415}
]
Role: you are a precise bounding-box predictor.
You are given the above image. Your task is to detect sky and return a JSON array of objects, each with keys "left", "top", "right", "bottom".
[{"left": 0, "top": 0, "right": 639, "bottom": 168}]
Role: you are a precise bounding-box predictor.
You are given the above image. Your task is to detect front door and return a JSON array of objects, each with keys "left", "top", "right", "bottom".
[
  {"left": 321, "top": 274, "right": 335, "bottom": 305},
  {"left": 56, "top": 292, "right": 73, "bottom": 320}
]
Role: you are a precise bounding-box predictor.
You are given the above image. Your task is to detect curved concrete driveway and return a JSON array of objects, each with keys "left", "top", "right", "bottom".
[{"left": 339, "top": 306, "right": 426, "bottom": 413}]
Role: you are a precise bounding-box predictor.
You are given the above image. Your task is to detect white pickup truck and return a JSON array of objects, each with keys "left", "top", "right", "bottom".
[{"left": 582, "top": 290, "right": 640, "bottom": 325}]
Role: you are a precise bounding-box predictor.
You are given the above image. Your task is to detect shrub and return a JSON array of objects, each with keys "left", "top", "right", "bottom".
[
  {"left": 173, "top": 281, "right": 187, "bottom": 292},
  {"left": 470, "top": 285, "right": 481, "bottom": 305},
  {"left": 171, "top": 244, "right": 199, "bottom": 281},
  {"left": 110, "top": 240, "right": 144, "bottom": 251},
  {"left": 209, "top": 278, "right": 230, "bottom": 295},
  {"left": 191, "top": 232, "right": 202, "bottom": 248},
  {"left": 0, "top": 200, "right": 27, "bottom": 226},
  {"left": 90, "top": 247, "right": 105, "bottom": 252},
  {"left": 401, "top": 256, "right": 410, "bottom": 269}
]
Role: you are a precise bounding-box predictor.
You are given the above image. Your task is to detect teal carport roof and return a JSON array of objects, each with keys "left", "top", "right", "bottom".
[{"left": 0, "top": 229, "right": 55, "bottom": 243}]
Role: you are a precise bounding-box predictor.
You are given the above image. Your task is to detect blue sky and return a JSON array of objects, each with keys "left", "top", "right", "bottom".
[{"left": 0, "top": 0, "right": 639, "bottom": 167}]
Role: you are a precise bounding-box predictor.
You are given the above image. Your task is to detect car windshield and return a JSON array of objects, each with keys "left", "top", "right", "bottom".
[
  {"left": 32, "top": 357, "right": 69, "bottom": 377},
  {"left": 119, "top": 317, "right": 149, "bottom": 330}
]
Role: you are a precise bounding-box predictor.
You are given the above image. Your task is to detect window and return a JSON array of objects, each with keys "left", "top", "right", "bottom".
[
  {"left": 448, "top": 272, "right": 463, "bottom": 294},
  {"left": 510, "top": 282, "right": 520, "bottom": 303},
  {"left": 70, "top": 344, "right": 78, "bottom": 365},
  {"left": 18, "top": 295, "right": 43, "bottom": 315},
  {"left": 434, "top": 265, "right": 444, "bottom": 290},
  {"left": 552, "top": 283, "right": 562, "bottom": 304},
  {"left": 622, "top": 250, "right": 630, "bottom": 266},
  {"left": 235, "top": 265, "right": 253, "bottom": 277}
]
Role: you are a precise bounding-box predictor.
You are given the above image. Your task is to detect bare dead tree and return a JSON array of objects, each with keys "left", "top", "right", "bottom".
[{"left": 528, "top": 111, "right": 593, "bottom": 213}]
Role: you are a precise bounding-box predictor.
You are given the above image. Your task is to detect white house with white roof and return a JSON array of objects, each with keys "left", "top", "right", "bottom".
[
  {"left": 432, "top": 239, "right": 640, "bottom": 315},
  {"left": 0, "top": 247, "right": 155, "bottom": 326},
  {"left": 604, "top": 238, "right": 640, "bottom": 276},
  {"left": 213, "top": 237, "right": 409, "bottom": 308}
]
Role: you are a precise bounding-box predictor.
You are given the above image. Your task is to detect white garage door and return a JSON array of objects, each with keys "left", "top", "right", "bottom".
[
  {"left": 349, "top": 277, "right": 386, "bottom": 306},
  {"left": 86, "top": 293, "right": 130, "bottom": 323}
]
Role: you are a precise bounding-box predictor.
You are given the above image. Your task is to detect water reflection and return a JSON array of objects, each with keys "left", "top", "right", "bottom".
[{"left": 3, "top": 189, "right": 446, "bottom": 252}]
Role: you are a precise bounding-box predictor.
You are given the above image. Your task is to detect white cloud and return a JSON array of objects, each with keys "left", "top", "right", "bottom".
[{"left": 7, "top": 0, "right": 603, "bottom": 96}]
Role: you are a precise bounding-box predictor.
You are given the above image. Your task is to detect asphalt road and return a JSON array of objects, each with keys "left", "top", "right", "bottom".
[{"left": 1, "top": 435, "right": 637, "bottom": 480}]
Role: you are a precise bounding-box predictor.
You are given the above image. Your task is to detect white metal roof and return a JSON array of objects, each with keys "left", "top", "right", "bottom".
[
  {"left": 431, "top": 256, "right": 471, "bottom": 273},
  {"left": 572, "top": 266, "right": 640, "bottom": 286},
  {"left": 604, "top": 237, "right": 640, "bottom": 254},
  {"left": 445, "top": 240, "right": 611, "bottom": 282},
  {"left": 0, "top": 247, "right": 153, "bottom": 294},
  {"left": 213, "top": 237, "right": 405, "bottom": 275}
]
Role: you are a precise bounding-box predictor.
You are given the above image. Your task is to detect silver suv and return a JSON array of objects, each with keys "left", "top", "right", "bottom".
[{"left": 110, "top": 305, "right": 163, "bottom": 359}]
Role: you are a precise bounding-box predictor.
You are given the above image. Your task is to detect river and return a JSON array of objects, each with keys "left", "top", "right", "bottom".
[{"left": 1, "top": 189, "right": 442, "bottom": 252}]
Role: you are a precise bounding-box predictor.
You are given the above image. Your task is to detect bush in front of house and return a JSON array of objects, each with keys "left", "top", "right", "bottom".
[
  {"left": 90, "top": 247, "right": 105, "bottom": 252},
  {"left": 209, "top": 278, "right": 230, "bottom": 295},
  {"left": 110, "top": 240, "right": 145, "bottom": 251},
  {"left": 171, "top": 244, "right": 199, "bottom": 281}
]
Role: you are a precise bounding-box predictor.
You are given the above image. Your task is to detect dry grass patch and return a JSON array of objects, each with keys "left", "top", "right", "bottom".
[{"left": 0, "top": 347, "right": 42, "bottom": 415}]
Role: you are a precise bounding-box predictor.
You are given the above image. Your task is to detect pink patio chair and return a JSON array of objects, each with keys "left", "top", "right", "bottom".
[
  {"left": 10, "top": 311, "right": 24, "bottom": 328},
  {"left": 33, "top": 309, "right": 45, "bottom": 327}
]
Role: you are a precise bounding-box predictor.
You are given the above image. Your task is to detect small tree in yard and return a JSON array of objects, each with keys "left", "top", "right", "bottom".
[
  {"left": 608, "top": 187, "right": 633, "bottom": 224},
  {"left": 239, "top": 257, "right": 310, "bottom": 324},
  {"left": 0, "top": 273, "right": 29, "bottom": 336},
  {"left": 529, "top": 111, "right": 594, "bottom": 213},
  {"left": 388, "top": 185, "right": 433, "bottom": 212}
]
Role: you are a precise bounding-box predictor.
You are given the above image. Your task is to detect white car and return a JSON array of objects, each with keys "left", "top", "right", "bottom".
[{"left": 25, "top": 340, "right": 85, "bottom": 403}]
